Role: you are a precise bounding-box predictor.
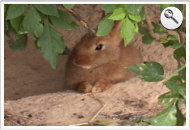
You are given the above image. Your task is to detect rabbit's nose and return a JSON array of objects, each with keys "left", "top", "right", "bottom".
[
  {"left": 73, "top": 55, "right": 92, "bottom": 68},
  {"left": 74, "top": 55, "right": 88, "bottom": 64},
  {"left": 73, "top": 59, "right": 92, "bottom": 69}
]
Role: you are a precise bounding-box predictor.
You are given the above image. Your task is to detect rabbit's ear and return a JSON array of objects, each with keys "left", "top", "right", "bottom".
[{"left": 108, "top": 21, "right": 122, "bottom": 45}]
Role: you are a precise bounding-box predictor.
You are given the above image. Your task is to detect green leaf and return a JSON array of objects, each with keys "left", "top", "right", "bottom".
[
  {"left": 63, "top": 4, "right": 75, "bottom": 9},
  {"left": 129, "top": 14, "right": 141, "bottom": 22},
  {"left": 34, "top": 4, "right": 59, "bottom": 17},
  {"left": 142, "top": 35, "right": 154, "bottom": 44},
  {"left": 102, "top": 4, "right": 117, "bottom": 14},
  {"left": 9, "top": 16, "right": 28, "bottom": 35},
  {"left": 171, "top": 4, "right": 183, "bottom": 11},
  {"left": 165, "top": 76, "right": 185, "bottom": 95},
  {"left": 139, "top": 7, "right": 145, "bottom": 20},
  {"left": 173, "top": 46, "right": 186, "bottom": 59},
  {"left": 10, "top": 15, "right": 24, "bottom": 32},
  {"left": 160, "top": 4, "right": 170, "bottom": 11},
  {"left": 167, "top": 35, "right": 178, "bottom": 41},
  {"left": 108, "top": 8, "right": 126, "bottom": 20},
  {"left": 96, "top": 16, "right": 114, "bottom": 36},
  {"left": 150, "top": 104, "right": 177, "bottom": 126},
  {"left": 160, "top": 35, "right": 179, "bottom": 48},
  {"left": 139, "top": 26, "right": 154, "bottom": 44},
  {"left": 134, "top": 23, "right": 138, "bottom": 32},
  {"left": 9, "top": 34, "right": 27, "bottom": 50},
  {"left": 160, "top": 4, "right": 183, "bottom": 13},
  {"left": 176, "top": 102, "right": 186, "bottom": 126},
  {"left": 6, "top": 4, "right": 28, "bottom": 20},
  {"left": 152, "top": 22, "right": 166, "bottom": 33},
  {"left": 121, "top": 17, "right": 135, "bottom": 45},
  {"left": 22, "top": 8, "right": 43, "bottom": 37},
  {"left": 4, "top": 21, "right": 10, "bottom": 35},
  {"left": 5, "top": 18, "right": 17, "bottom": 35},
  {"left": 36, "top": 24, "right": 65, "bottom": 69},
  {"left": 161, "top": 40, "right": 177, "bottom": 48},
  {"left": 141, "top": 75, "right": 164, "bottom": 82},
  {"left": 180, "top": 66, "right": 186, "bottom": 81},
  {"left": 123, "top": 4, "right": 143, "bottom": 14},
  {"left": 4, "top": 4, "right": 9, "bottom": 15},
  {"left": 126, "top": 62, "right": 164, "bottom": 82},
  {"left": 50, "top": 10, "right": 78, "bottom": 30},
  {"left": 158, "top": 92, "right": 179, "bottom": 107},
  {"left": 168, "top": 42, "right": 183, "bottom": 49},
  {"left": 178, "top": 86, "right": 186, "bottom": 99}
]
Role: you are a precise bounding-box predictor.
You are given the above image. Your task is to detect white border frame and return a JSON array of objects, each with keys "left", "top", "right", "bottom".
[{"left": 0, "top": 1, "right": 189, "bottom": 130}]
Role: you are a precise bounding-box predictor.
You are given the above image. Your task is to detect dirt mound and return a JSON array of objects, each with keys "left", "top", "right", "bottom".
[{"left": 4, "top": 37, "right": 177, "bottom": 125}]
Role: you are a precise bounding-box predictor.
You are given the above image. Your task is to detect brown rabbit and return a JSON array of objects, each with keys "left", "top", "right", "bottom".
[{"left": 64, "top": 21, "right": 143, "bottom": 93}]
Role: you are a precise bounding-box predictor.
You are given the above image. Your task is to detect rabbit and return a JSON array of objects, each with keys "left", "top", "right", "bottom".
[{"left": 64, "top": 21, "right": 143, "bottom": 93}]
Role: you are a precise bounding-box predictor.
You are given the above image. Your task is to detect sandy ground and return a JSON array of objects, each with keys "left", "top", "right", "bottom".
[{"left": 4, "top": 5, "right": 178, "bottom": 126}]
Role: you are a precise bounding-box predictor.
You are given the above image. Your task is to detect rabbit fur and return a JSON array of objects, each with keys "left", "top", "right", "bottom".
[{"left": 64, "top": 21, "right": 143, "bottom": 93}]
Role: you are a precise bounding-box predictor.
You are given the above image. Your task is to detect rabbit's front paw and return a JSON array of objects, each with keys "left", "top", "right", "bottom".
[
  {"left": 92, "top": 79, "right": 112, "bottom": 93},
  {"left": 77, "top": 81, "right": 93, "bottom": 93}
]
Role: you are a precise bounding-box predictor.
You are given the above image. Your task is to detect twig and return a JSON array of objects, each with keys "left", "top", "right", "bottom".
[
  {"left": 60, "top": 5, "right": 96, "bottom": 34},
  {"left": 88, "top": 104, "right": 107, "bottom": 124},
  {"left": 87, "top": 93, "right": 107, "bottom": 122},
  {"left": 143, "top": 5, "right": 167, "bottom": 40},
  {"left": 177, "top": 30, "right": 186, "bottom": 44},
  {"left": 90, "top": 103, "right": 107, "bottom": 122},
  {"left": 69, "top": 122, "right": 89, "bottom": 126}
]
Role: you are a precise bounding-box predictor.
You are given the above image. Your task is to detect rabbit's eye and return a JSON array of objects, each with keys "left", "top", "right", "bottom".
[{"left": 95, "top": 44, "right": 103, "bottom": 51}]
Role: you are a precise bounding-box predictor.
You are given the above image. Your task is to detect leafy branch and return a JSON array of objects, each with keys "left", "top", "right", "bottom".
[
  {"left": 97, "top": 4, "right": 144, "bottom": 46},
  {"left": 124, "top": 4, "right": 186, "bottom": 126}
]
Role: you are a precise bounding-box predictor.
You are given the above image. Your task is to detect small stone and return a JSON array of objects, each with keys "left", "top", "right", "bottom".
[
  {"left": 78, "top": 115, "right": 84, "bottom": 119},
  {"left": 17, "top": 120, "right": 21, "bottom": 124},
  {"left": 73, "top": 113, "right": 77, "bottom": 116},
  {"left": 28, "top": 114, "right": 32, "bottom": 118}
]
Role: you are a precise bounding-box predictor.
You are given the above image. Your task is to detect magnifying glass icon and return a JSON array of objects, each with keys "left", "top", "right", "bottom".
[{"left": 164, "top": 9, "right": 179, "bottom": 24}]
